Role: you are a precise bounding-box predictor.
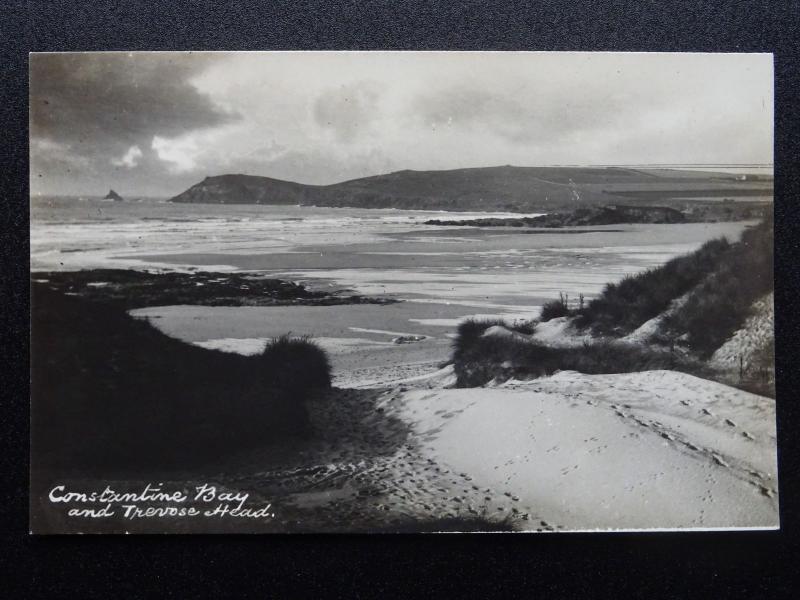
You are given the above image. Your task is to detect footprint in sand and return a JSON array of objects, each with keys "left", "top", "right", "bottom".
[
  {"left": 759, "top": 486, "right": 776, "bottom": 499},
  {"left": 724, "top": 419, "right": 737, "bottom": 428},
  {"left": 742, "top": 431, "right": 755, "bottom": 440},
  {"left": 711, "top": 455, "right": 729, "bottom": 468},
  {"left": 700, "top": 408, "right": 714, "bottom": 417}
]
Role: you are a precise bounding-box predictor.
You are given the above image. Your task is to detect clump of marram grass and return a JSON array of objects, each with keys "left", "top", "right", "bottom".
[
  {"left": 453, "top": 318, "right": 536, "bottom": 360},
  {"left": 258, "top": 334, "right": 332, "bottom": 390},
  {"left": 539, "top": 291, "right": 582, "bottom": 321},
  {"left": 454, "top": 336, "right": 703, "bottom": 388},
  {"left": 455, "top": 318, "right": 508, "bottom": 344}
]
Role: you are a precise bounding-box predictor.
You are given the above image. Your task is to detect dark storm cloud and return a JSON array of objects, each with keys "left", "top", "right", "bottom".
[
  {"left": 30, "top": 53, "right": 236, "bottom": 154},
  {"left": 312, "top": 81, "right": 382, "bottom": 143}
]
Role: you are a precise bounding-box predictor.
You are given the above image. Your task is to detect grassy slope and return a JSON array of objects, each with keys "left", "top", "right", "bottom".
[
  {"left": 31, "top": 284, "right": 331, "bottom": 474},
  {"left": 451, "top": 217, "right": 774, "bottom": 389},
  {"left": 171, "top": 166, "right": 772, "bottom": 212},
  {"left": 452, "top": 327, "right": 703, "bottom": 388}
]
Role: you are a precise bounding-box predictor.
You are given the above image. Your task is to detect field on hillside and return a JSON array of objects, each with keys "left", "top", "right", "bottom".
[{"left": 170, "top": 166, "right": 773, "bottom": 212}]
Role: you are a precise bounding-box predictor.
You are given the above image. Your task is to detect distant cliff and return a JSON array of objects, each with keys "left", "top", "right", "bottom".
[{"left": 170, "top": 167, "right": 772, "bottom": 213}]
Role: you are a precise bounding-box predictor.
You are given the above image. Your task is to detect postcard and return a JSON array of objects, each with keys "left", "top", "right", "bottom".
[{"left": 30, "top": 51, "right": 776, "bottom": 533}]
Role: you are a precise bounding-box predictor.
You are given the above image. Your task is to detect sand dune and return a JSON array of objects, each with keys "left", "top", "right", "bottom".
[
  {"left": 390, "top": 370, "right": 777, "bottom": 530},
  {"left": 228, "top": 368, "right": 777, "bottom": 532}
]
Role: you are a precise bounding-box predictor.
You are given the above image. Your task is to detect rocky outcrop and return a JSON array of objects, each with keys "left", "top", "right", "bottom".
[
  {"left": 426, "top": 205, "right": 686, "bottom": 227},
  {"left": 103, "top": 189, "right": 124, "bottom": 201}
]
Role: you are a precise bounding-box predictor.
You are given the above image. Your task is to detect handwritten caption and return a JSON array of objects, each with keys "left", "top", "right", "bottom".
[{"left": 48, "top": 483, "right": 276, "bottom": 520}]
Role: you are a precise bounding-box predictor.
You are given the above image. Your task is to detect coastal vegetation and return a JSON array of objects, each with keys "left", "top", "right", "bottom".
[
  {"left": 452, "top": 326, "right": 701, "bottom": 388},
  {"left": 451, "top": 217, "right": 774, "bottom": 392},
  {"left": 573, "top": 237, "right": 733, "bottom": 335},
  {"left": 31, "top": 282, "right": 333, "bottom": 473}
]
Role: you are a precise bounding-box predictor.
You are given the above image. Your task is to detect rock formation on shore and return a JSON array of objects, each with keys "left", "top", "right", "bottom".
[{"left": 103, "top": 189, "right": 124, "bottom": 201}]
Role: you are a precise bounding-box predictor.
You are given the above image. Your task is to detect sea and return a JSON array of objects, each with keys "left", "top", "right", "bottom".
[{"left": 31, "top": 195, "right": 753, "bottom": 319}]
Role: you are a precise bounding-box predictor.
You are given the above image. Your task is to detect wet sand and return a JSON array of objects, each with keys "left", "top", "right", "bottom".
[{"left": 131, "top": 302, "right": 470, "bottom": 386}]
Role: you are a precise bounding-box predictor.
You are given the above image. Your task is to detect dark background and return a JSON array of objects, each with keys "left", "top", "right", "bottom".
[{"left": 3, "top": 0, "right": 799, "bottom": 596}]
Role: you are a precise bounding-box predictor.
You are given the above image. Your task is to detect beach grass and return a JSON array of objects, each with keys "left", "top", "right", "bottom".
[
  {"left": 452, "top": 217, "right": 773, "bottom": 388},
  {"left": 453, "top": 336, "right": 702, "bottom": 388},
  {"left": 31, "top": 283, "right": 332, "bottom": 474}
]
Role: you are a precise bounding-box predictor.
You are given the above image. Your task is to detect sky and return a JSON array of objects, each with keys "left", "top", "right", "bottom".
[{"left": 29, "top": 51, "right": 773, "bottom": 197}]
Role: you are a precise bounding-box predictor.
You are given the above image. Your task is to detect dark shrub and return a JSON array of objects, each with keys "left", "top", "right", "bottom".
[
  {"left": 540, "top": 298, "right": 570, "bottom": 321},
  {"left": 456, "top": 318, "right": 507, "bottom": 341},
  {"left": 453, "top": 318, "right": 510, "bottom": 356},
  {"left": 453, "top": 318, "right": 536, "bottom": 362},
  {"left": 259, "top": 335, "right": 332, "bottom": 390}
]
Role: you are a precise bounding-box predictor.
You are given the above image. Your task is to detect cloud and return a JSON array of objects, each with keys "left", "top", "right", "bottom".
[
  {"left": 30, "top": 53, "right": 237, "bottom": 188},
  {"left": 409, "top": 81, "right": 661, "bottom": 146},
  {"left": 111, "top": 145, "right": 143, "bottom": 168},
  {"left": 30, "top": 53, "right": 234, "bottom": 144},
  {"left": 312, "top": 81, "right": 382, "bottom": 143},
  {"left": 30, "top": 52, "right": 773, "bottom": 195},
  {"left": 151, "top": 135, "right": 199, "bottom": 173},
  {"left": 30, "top": 137, "right": 93, "bottom": 183}
]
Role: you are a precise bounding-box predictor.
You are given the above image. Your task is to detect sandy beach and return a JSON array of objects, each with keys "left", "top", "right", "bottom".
[{"left": 171, "top": 367, "right": 775, "bottom": 532}]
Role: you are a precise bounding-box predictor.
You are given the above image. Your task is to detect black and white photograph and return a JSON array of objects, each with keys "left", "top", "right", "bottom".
[{"left": 29, "top": 51, "right": 776, "bottom": 534}]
